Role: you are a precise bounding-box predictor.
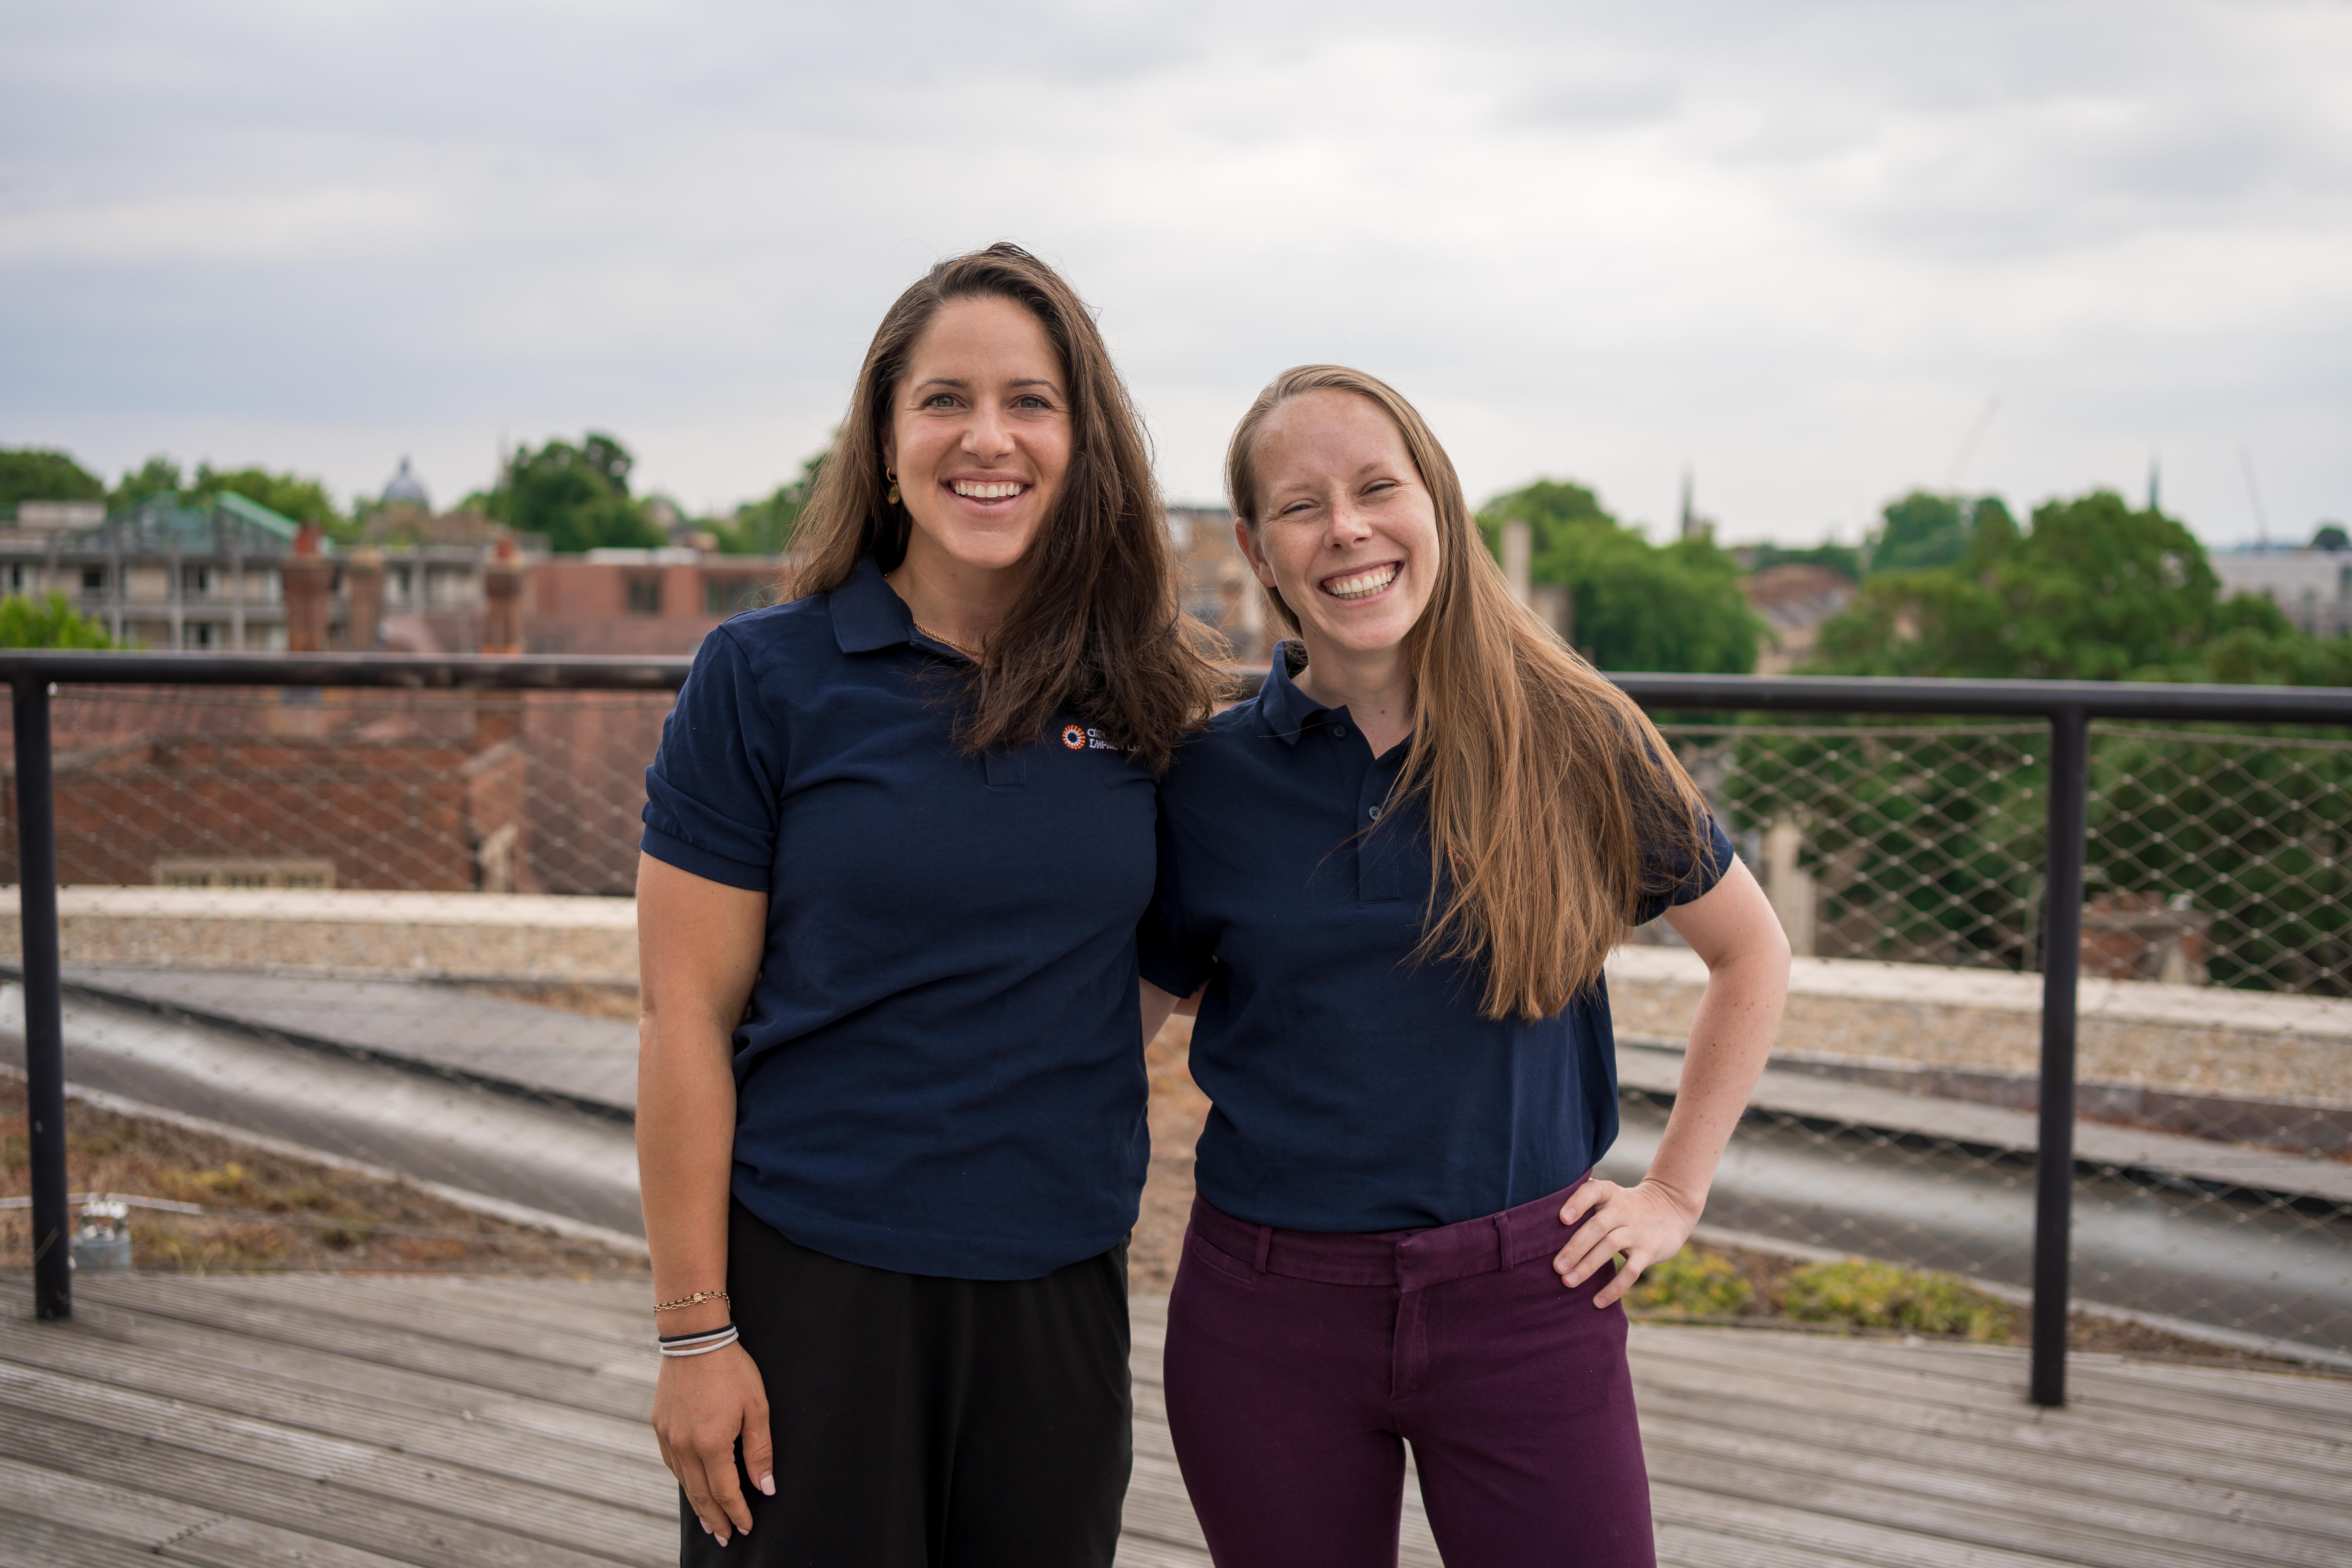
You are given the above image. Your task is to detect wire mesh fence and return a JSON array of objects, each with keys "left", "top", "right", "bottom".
[
  {"left": 1629, "top": 718, "right": 2352, "bottom": 1362},
  {"left": 1, "top": 684, "right": 2346, "bottom": 1368},
  {"left": 0, "top": 682, "right": 663, "bottom": 1282}
]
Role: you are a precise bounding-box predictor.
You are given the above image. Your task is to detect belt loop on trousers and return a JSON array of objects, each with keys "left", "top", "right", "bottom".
[
  {"left": 1493, "top": 1214, "right": 1509, "bottom": 1271},
  {"left": 1254, "top": 1224, "right": 1272, "bottom": 1274}
]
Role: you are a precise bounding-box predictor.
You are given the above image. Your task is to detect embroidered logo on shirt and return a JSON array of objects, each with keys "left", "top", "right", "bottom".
[{"left": 1061, "top": 725, "right": 1087, "bottom": 750}]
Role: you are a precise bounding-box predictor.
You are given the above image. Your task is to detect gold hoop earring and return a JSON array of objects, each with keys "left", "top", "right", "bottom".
[{"left": 886, "top": 472, "right": 901, "bottom": 505}]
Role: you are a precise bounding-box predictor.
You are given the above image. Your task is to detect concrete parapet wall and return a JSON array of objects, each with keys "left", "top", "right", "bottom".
[
  {"left": 1608, "top": 947, "right": 2352, "bottom": 1109},
  {"left": 6, "top": 887, "right": 2346, "bottom": 1111},
  {"left": 0, "top": 886, "right": 638, "bottom": 985}
]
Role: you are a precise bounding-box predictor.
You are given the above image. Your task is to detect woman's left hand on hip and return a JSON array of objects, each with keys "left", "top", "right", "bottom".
[{"left": 1552, "top": 1178, "right": 1700, "bottom": 1309}]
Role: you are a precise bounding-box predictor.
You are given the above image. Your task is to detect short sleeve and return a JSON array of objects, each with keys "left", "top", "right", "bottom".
[
  {"left": 1631, "top": 810, "right": 1736, "bottom": 928},
  {"left": 640, "top": 627, "right": 784, "bottom": 891},
  {"left": 1136, "top": 797, "right": 1215, "bottom": 998}
]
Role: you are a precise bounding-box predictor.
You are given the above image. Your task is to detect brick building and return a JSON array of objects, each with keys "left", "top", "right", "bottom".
[{"left": 1168, "top": 505, "right": 1270, "bottom": 665}]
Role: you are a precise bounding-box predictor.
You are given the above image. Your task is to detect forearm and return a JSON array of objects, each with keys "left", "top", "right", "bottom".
[
  {"left": 1139, "top": 979, "right": 1182, "bottom": 1044},
  {"left": 1642, "top": 949, "right": 1785, "bottom": 1217},
  {"left": 637, "top": 1009, "right": 740, "bottom": 1337}
]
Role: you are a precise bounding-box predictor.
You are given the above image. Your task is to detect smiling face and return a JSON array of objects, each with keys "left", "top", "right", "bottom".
[
  {"left": 1237, "top": 388, "right": 1442, "bottom": 660},
  {"left": 884, "top": 293, "right": 1072, "bottom": 578}
]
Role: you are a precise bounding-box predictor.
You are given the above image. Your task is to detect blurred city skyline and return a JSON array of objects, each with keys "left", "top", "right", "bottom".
[{"left": 4, "top": 1, "right": 2347, "bottom": 547}]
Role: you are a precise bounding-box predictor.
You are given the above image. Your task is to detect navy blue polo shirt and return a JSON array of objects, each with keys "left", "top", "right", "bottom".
[
  {"left": 640, "top": 555, "right": 1157, "bottom": 1280},
  {"left": 1138, "top": 648, "right": 1733, "bottom": 1235}
]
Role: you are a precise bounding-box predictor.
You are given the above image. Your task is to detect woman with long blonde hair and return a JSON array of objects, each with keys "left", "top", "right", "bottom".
[{"left": 1135, "top": 367, "right": 1789, "bottom": 1566}]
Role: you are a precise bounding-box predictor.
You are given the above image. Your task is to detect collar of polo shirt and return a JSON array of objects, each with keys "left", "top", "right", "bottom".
[
  {"left": 1256, "top": 641, "right": 1333, "bottom": 747},
  {"left": 830, "top": 554, "right": 920, "bottom": 655}
]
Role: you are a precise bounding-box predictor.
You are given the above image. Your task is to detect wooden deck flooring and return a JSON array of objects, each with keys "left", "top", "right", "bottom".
[{"left": 1, "top": 1274, "right": 2344, "bottom": 1567}]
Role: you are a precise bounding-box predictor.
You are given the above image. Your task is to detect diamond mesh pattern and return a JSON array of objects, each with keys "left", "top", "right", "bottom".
[{"left": 1, "top": 688, "right": 2342, "bottom": 1364}]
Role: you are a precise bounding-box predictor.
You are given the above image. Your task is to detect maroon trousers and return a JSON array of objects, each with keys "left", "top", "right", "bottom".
[{"left": 1162, "top": 1184, "right": 1655, "bottom": 1568}]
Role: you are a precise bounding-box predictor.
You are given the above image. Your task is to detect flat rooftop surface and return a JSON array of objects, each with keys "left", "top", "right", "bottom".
[{"left": 2, "top": 1273, "right": 2346, "bottom": 1567}]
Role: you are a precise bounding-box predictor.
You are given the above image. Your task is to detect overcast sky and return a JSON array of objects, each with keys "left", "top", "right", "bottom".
[{"left": 5, "top": 0, "right": 2348, "bottom": 548}]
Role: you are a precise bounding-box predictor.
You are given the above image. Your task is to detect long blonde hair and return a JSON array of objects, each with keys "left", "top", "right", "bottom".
[{"left": 1227, "top": 365, "right": 1711, "bottom": 1020}]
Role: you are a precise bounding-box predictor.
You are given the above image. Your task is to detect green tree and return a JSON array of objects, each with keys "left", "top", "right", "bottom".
[
  {"left": 193, "top": 463, "right": 349, "bottom": 539},
  {"left": 1478, "top": 480, "right": 1761, "bottom": 673},
  {"left": 715, "top": 451, "right": 827, "bottom": 556},
  {"left": 0, "top": 449, "right": 106, "bottom": 511},
  {"left": 483, "top": 433, "right": 663, "bottom": 554},
  {"left": 1810, "top": 490, "right": 2282, "bottom": 682},
  {"left": 1756, "top": 486, "right": 2352, "bottom": 991},
  {"left": 0, "top": 592, "right": 116, "bottom": 648},
  {"left": 1868, "top": 491, "right": 2001, "bottom": 575},
  {"left": 108, "top": 455, "right": 185, "bottom": 509},
  {"left": 1746, "top": 540, "right": 1861, "bottom": 581}
]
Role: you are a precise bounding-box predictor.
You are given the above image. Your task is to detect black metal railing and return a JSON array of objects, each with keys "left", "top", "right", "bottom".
[{"left": 9, "top": 652, "right": 2352, "bottom": 1411}]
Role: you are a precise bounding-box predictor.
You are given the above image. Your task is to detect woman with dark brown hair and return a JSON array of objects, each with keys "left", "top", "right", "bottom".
[
  {"left": 1134, "top": 366, "right": 1790, "bottom": 1566},
  {"left": 636, "top": 243, "right": 1222, "bottom": 1565}
]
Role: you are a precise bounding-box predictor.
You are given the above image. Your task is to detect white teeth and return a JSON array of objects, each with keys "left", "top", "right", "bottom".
[
  {"left": 951, "top": 480, "right": 1025, "bottom": 500},
  {"left": 1321, "top": 564, "right": 1399, "bottom": 600}
]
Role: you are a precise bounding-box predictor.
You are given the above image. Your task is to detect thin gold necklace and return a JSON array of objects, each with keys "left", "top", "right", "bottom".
[{"left": 886, "top": 572, "right": 984, "bottom": 659}]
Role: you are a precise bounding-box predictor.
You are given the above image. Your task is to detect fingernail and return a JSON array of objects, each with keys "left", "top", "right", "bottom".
[{"left": 759, "top": 1474, "right": 775, "bottom": 1496}]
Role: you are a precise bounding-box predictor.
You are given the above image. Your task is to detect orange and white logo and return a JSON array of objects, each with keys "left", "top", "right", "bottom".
[{"left": 1061, "top": 724, "right": 1087, "bottom": 750}]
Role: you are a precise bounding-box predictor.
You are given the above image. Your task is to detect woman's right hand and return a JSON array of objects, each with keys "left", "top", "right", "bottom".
[{"left": 651, "top": 1345, "right": 774, "bottom": 1546}]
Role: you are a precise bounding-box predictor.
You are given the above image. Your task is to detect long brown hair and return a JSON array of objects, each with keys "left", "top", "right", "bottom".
[
  {"left": 787, "top": 243, "right": 1225, "bottom": 770},
  {"left": 1227, "top": 365, "right": 1712, "bottom": 1020}
]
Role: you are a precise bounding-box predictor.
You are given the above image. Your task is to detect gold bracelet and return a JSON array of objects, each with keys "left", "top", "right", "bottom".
[{"left": 653, "top": 1289, "right": 730, "bottom": 1314}]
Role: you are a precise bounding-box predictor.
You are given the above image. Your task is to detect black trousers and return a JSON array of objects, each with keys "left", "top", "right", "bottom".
[{"left": 677, "top": 1199, "right": 1132, "bottom": 1567}]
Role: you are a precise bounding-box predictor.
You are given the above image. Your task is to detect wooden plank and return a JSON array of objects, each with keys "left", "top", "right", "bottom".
[
  {"left": 73, "top": 1272, "right": 638, "bottom": 1376},
  {"left": 1642, "top": 1415, "right": 2341, "bottom": 1565},
  {"left": 1630, "top": 1354, "right": 2352, "bottom": 1507},
  {"left": 0, "top": 1361, "right": 673, "bottom": 1557},
  {"left": 2052, "top": 1358, "right": 2352, "bottom": 1424},
  {"left": 1630, "top": 1328, "right": 2352, "bottom": 1456},
  {"left": 2, "top": 1299, "right": 659, "bottom": 1475},
  {"left": 0, "top": 1456, "right": 445, "bottom": 1568},
  {"left": 66, "top": 1278, "right": 655, "bottom": 1421},
  {"left": 0, "top": 1512, "right": 187, "bottom": 1568},
  {"left": 1661, "top": 1324, "right": 2352, "bottom": 1433},
  {"left": 0, "top": 1325, "right": 668, "bottom": 1483},
  {"left": 0, "top": 1356, "right": 674, "bottom": 1540},
  {"left": 1654, "top": 1522, "right": 1913, "bottom": 1568},
  {"left": 208, "top": 1273, "right": 657, "bottom": 1352},
  {"left": 0, "top": 1406, "right": 640, "bottom": 1568},
  {"left": 1643, "top": 1437, "right": 2282, "bottom": 1568},
  {"left": 1651, "top": 1483, "right": 2094, "bottom": 1568},
  {"left": 0, "top": 1451, "right": 219, "bottom": 1547},
  {"left": 96, "top": 1273, "right": 655, "bottom": 1382},
  {"left": 1112, "top": 1537, "right": 1212, "bottom": 1568},
  {"left": 166, "top": 1514, "right": 448, "bottom": 1568}
]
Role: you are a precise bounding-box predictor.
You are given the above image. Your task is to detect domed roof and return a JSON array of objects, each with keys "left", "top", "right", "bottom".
[{"left": 382, "top": 456, "right": 430, "bottom": 511}]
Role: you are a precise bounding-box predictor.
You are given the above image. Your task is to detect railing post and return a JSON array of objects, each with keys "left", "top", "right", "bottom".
[
  {"left": 2031, "top": 704, "right": 2089, "bottom": 1406},
  {"left": 12, "top": 673, "right": 68, "bottom": 1320}
]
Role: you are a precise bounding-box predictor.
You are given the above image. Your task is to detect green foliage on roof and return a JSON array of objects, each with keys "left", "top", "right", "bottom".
[{"left": 0, "top": 592, "right": 116, "bottom": 649}]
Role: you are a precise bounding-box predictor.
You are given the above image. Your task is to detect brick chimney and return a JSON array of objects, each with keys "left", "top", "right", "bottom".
[
  {"left": 343, "top": 545, "right": 386, "bottom": 651},
  {"left": 481, "top": 533, "right": 525, "bottom": 655},
  {"left": 281, "top": 522, "right": 333, "bottom": 654}
]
